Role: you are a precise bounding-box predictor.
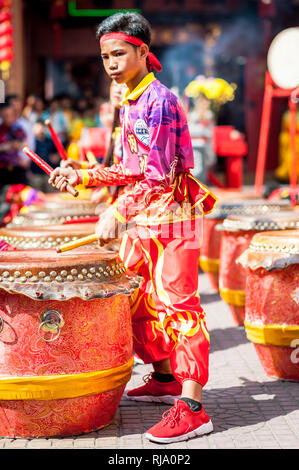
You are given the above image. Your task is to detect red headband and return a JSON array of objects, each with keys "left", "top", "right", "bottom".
[{"left": 100, "top": 32, "right": 162, "bottom": 72}]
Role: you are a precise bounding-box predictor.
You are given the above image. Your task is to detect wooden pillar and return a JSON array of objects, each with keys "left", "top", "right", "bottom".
[{"left": 6, "top": 0, "right": 25, "bottom": 101}]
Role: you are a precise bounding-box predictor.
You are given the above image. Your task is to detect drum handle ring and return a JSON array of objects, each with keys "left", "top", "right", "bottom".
[
  {"left": 0, "top": 316, "right": 3, "bottom": 334},
  {"left": 38, "top": 310, "right": 63, "bottom": 342}
]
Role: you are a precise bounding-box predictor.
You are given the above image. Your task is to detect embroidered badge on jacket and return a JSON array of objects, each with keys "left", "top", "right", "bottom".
[{"left": 134, "top": 119, "right": 150, "bottom": 147}]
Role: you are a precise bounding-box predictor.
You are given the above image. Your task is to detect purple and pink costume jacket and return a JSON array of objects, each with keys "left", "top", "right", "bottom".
[{"left": 80, "top": 73, "right": 217, "bottom": 225}]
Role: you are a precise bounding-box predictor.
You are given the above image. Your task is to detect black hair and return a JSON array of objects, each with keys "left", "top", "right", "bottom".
[
  {"left": 6, "top": 94, "right": 20, "bottom": 104},
  {"left": 56, "top": 93, "right": 72, "bottom": 101},
  {"left": 96, "top": 12, "right": 151, "bottom": 46},
  {"left": 34, "top": 95, "right": 45, "bottom": 102},
  {"left": 50, "top": 96, "right": 60, "bottom": 103},
  {"left": 83, "top": 104, "right": 95, "bottom": 112},
  {"left": 0, "top": 102, "right": 13, "bottom": 110}
]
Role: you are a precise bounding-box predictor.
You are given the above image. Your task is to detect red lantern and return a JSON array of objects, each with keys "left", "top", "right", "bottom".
[
  {"left": 0, "top": 20, "right": 12, "bottom": 36},
  {"left": 0, "top": 34, "right": 13, "bottom": 48},
  {"left": 0, "top": 48, "right": 13, "bottom": 62},
  {"left": 0, "top": 9, "right": 11, "bottom": 23},
  {"left": 0, "top": 4, "right": 13, "bottom": 80},
  {"left": 0, "top": 1, "right": 12, "bottom": 8}
]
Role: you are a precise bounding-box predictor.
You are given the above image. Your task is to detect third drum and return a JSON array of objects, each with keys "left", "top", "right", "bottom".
[
  {"left": 217, "top": 211, "right": 299, "bottom": 325},
  {"left": 238, "top": 230, "right": 299, "bottom": 381}
]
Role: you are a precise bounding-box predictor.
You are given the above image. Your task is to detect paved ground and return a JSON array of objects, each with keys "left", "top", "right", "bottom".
[{"left": 0, "top": 271, "right": 298, "bottom": 450}]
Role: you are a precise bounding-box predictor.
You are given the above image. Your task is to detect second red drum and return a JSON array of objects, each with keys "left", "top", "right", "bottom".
[{"left": 218, "top": 211, "right": 299, "bottom": 325}]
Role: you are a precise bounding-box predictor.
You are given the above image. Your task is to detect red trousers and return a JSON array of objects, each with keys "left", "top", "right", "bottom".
[{"left": 119, "top": 222, "right": 210, "bottom": 387}]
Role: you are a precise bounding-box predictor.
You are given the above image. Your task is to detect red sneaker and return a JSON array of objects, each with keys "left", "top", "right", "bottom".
[
  {"left": 144, "top": 399, "right": 213, "bottom": 443},
  {"left": 124, "top": 373, "right": 182, "bottom": 405}
]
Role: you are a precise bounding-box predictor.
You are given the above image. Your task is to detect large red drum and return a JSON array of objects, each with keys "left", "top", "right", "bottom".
[
  {"left": 218, "top": 211, "right": 299, "bottom": 325},
  {"left": 0, "top": 223, "right": 120, "bottom": 252},
  {"left": 10, "top": 194, "right": 102, "bottom": 227},
  {"left": 238, "top": 231, "right": 299, "bottom": 381},
  {"left": 199, "top": 190, "right": 258, "bottom": 291},
  {"left": 10, "top": 205, "right": 99, "bottom": 226},
  {"left": 25, "top": 195, "right": 96, "bottom": 212},
  {"left": 0, "top": 223, "right": 97, "bottom": 250},
  {"left": 0, "top": 248, "right": 141, "bottom": 437},
  {"left": 199, "top": 198, "right": 291, "bottom": 291}
]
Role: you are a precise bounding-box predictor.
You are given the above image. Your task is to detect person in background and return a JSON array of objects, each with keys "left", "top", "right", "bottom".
[
  {"left": 0, "top": 103, "right": 28, "bottom": 188},
  {"left": 27, "top": 95, "right": 45, "bottom": 126},
  {"left": 76, "top": 97, "right": 89, "bottom": 115},
  {"left": 6, "top": 94, "right": 36, "bottom": 168},
  {"left": 28, "top": 120, "right": 58, "bottom": 193},
  {"left": 42, "top": 96, "right": 69, "bottom": 146},
  {"left": 92, "top": 81, "right": 126, "bottom": 206},
  {"left": 102, "top": 80, "right": 126, "bottom": 167},
  {"left": 66, "top": 101, "right": 92, "bottom": 161},
  {"left": 98, "top": 101, "right": 114, "bottom": 129},
  {"left": 82, "top": 85, "right": 95, "bottom": 108},
  {"left": 188, "top": 94, "right": 216, "bottom": 184},
  {"left": 82, "top": 104, "right": 96, "bottom": 128},
  {"left": 59, "top": 94, "right": 73, "bottom": 130},
  {"left": 22, "top": 94, "right": 36, "bottom": 120}
]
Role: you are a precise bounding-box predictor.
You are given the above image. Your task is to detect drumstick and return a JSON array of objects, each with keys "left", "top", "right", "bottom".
[
  {"left": 45, "top": 119, "right": 68, "bottom": 161},
  {"left": 56, "top": 232, "right": 118, "bottom": 253},
  {"left": 56, "top": 233, "right": 98, "bottom": 253},
  {"left": 86, "top": 150, "right": 97, "bottom": 165},
  {"left": 23, "top": 147, "right": 79, "bottom": 198}
]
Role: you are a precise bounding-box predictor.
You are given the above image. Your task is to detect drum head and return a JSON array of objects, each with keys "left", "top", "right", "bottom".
[
  {"left": 221, "top": 211, "right": 299, "bottom": 232},
  {"left": 0, "top": 248, "right": 140, "bottom": 301},
  {"left": 267, "top": 27, "right": 299, "bottom": 89}
]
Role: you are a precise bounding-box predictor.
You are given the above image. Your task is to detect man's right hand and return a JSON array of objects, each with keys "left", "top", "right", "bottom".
[{"left": 48, "top": 167, "right": 78, "bottom": 192}]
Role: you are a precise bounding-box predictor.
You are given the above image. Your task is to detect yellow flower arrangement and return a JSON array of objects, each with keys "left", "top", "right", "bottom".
[{"left": 185, "top": 75, "right": 237, "bottom": 107}]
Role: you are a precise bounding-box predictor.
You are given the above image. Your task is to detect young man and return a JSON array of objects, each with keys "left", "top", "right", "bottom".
[{"left": 49, "top": 12, "right": 217, "bottom": 444}]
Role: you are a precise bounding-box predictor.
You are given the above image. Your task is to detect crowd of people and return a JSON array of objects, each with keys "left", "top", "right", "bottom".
[{"left": 0, "top": 90, "right": 117, "bottom": 192}]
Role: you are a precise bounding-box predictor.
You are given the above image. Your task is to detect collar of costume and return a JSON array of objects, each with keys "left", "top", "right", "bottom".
[
  {"left": 100, "top": 32, "right": 163, "bottom": 73},
  {"left": 121, "top": 72, "right": 156, "bottom": 106}
]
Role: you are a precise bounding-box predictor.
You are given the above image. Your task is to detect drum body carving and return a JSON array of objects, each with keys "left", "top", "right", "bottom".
[
  {"left": 0, "top": 249, "right": 140, "bottom": 437},
  {"left": 238, "top": 231, "right": 299, "bottom": 381},
  {"left": 219, "top": 211, "right": 299, "bottom": 325}
]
